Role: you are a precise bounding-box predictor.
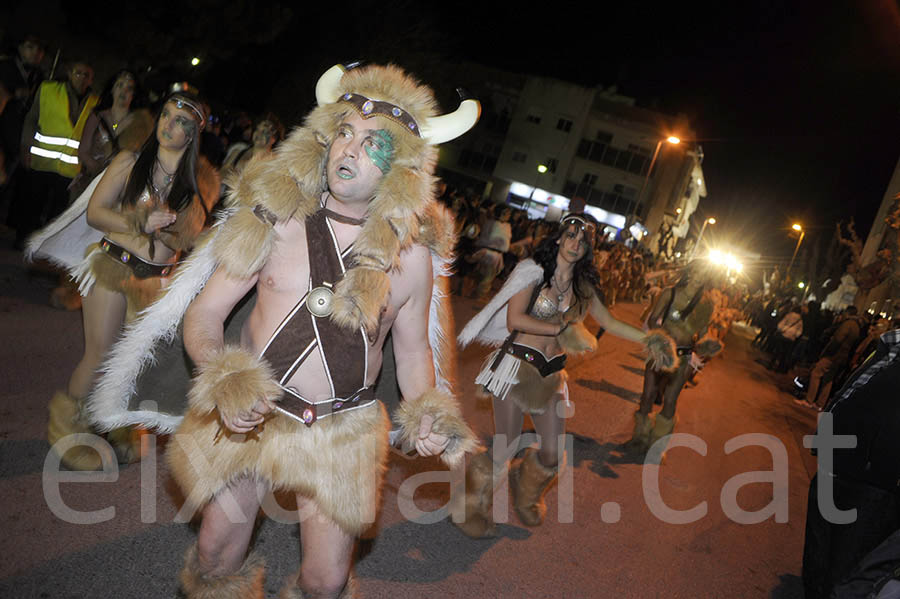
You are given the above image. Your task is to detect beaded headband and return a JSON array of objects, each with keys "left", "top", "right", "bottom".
[
  {"left": 562, "top": 214, "right": 598, "bottom": 237},
  {"left": 338, "top": 92, "right": 420, "bottom": 137},
  {"left": 169, "top": 95, "right": 206, "bottom": 131}
]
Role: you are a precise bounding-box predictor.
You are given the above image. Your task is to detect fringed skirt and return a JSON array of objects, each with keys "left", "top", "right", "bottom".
[{"left": 475, "top": 344, "right": 569, "bottom": 414}]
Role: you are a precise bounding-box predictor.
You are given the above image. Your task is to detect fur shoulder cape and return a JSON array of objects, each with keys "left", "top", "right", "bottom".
[
  {"left": 457, "top": 258, "right": 544, "bottom": 348},
  {"left": 85, "top": 199, "right": 460, "bottom": 433}
]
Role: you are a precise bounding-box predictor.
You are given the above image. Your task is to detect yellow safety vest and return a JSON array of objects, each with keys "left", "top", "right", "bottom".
[{"left": 29, "top": 81, "right": 98, "bottom": 178}]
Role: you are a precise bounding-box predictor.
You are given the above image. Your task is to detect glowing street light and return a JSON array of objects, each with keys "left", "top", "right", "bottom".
[
  {"left": 787, "top": 223, "right": 805, "bottom": 278},
  {"left": 798, "top": 281, "right": 805, "bottom": 289},
  {"left": 689, "top": 216, "right": 716, "bottom": 260},
  {"left": 537, "top": 164, "right": 548, "bottom": 174},
  {"left": 191, "top": 57, "right": 200, "bottom": 66},
  {"left": 634, "top": 135, "right": 683, "bottom": 223}
]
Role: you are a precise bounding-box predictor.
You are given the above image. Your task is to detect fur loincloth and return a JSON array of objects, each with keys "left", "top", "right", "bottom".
[{"left": 167, "top": 400, "right": 390, "bottom": 536}]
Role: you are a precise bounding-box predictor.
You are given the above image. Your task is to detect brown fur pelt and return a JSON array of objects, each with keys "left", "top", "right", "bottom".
[
  {"left": 506, "top": 361, "right": 568, "bottom": 415},
  {"left": 186, "top": 345, "right": 282, "bottom": 423},
  {"left": 393, "top": 387, "right": 479, "bottom": 469},
  {"left": 216, "top": 65, "right": 454, "bottom": 333},
  {"left": 85, "top": 247, "right": 163, "bottom": 320},
  {"left": 643, "top": 329, "right": 678, "bottom": 372},
  {"left": 180, "top": 542, "right": 265, "bottom": 599},
  {"left": 557, "top": 322, "right": 597, "bottom": 355},
  {"left": 167, "top": 401, "right": 389, "bottom": 536}
]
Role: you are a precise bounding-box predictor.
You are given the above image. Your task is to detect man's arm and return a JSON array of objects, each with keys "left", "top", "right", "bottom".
[
  {"left": 389, "top": 244, "right": 448, "bottom": 457},
  {"left": 183, "top": 265, "right": 276, "bottom": 433}
]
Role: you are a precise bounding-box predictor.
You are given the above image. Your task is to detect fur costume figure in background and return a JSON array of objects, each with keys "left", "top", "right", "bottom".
[
  {"left": 82, "top": 63, "right": 479, "bottom": 596},
  {"left": 628, "top": 262, "right": 722, "bottom": 460}
]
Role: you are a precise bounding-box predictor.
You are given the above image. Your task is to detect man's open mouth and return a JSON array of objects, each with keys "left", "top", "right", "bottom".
[{"left": 336, "top": 164, "right": 355, "bottom": 180}]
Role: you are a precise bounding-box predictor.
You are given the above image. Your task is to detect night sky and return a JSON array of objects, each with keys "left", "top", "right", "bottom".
[{"left": 6, "top": 0, "right": 900, "bottom": 265}]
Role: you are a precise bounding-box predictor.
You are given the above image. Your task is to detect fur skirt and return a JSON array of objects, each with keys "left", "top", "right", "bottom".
[
  {"left": 72, "top": 243, "right": 165, "bottom": 320},
  {"left": 166, "top": 400, "right": 390, "bottom": 536},
  {"left": 475, "top": 349, "right": 568, "bottom": 415}
]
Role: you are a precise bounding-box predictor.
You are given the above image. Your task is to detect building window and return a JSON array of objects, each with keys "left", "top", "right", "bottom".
[
  {"left": 546, "top": 158, "right": 559, "bottom": 173},
  {"left": 581, "top": 173, "right": 597, "bottom": 185},
  {"left": 556, "top": 118, "right": 573, "bottom": 132},
  {"left": 526, "top": 113, "right": 542, "bottom": 125},
  {"left": 512, "top": 151, "right": 527, "bottom": 163}
]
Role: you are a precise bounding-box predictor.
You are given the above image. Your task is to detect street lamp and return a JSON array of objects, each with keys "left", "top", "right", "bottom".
[
  {"left": 526, "top": 164, "right": 548, "bottom": 214},
  {"left": 633, "top": 135, "right": 681, "bottom": 223},
  {"left": 689, "top": 217, "right": 716, "bottom": 261},
  {"left": 191, "top": 57, "right": 200, "bottom": 66},
  {"left": 787, "top": 223, "right": 805, "bottom": 278}
]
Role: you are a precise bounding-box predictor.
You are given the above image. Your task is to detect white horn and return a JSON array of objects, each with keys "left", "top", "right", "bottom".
[
  {"left": 315, "top": 64, "right": 347, "bottom": 105},
  {"left": 420, "top": 97, "right": 481, "bottom": 145}
]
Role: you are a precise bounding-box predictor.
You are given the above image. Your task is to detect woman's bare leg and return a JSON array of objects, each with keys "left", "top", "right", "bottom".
[{"left": 68, "top": 284, "right": 127, "bottom": 398}]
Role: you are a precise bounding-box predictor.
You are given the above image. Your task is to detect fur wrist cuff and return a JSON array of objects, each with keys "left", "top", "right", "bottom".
[
  {"left": 393, "top": 388, "right": 479, "bottom": 469},
  {"left": 695, "top": 336, "right": 723, "bottom": 358},
  {"left": 643, "top": 329, "right": 678, "bottom": 372},
  {"left": 188, "top": 346, "right": 282, "bottom": 422},
  {"left": 557, "top": 322, "right": 597, "bottom": 355}
]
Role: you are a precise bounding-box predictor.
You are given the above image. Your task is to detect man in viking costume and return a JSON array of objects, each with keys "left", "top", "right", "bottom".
[
  {"left": 84, "top": 63, "right": 479, "bottom": 598},
  {"left": 626, "top": 262, "right": 722, "bottom": 458}
]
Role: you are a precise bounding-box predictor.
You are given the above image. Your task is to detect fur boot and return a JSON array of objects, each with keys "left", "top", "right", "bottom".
[
  {"left": 179, "top": 542, "right": 265, "bottom": 599},
  {"left": 47, "top": 390, "right": 114, "bottom": 471},
  {"left": 510, "top": 448, "right": 557, "bottom": 527},
  {"left": 648, "top": 413, "right": 677, "bottom": 447},
  {"left": 106, "top": 426, "right": 146, "bottom": 464},
  {"left": 625, "top": 410, "right": 653, "bottom": 450},
  {"left": 451, "top": 451, "right": 503, "bottom": 538},
  {"left": 279, "top": 572, "right": 357, "bottom": 598}
]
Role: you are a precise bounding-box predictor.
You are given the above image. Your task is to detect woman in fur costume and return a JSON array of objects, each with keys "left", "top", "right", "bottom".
[
  {"left": 455, "top": 212, "right": 677, "bottom": 537},
  {"left": 41, "top": 90, "right": 219, "bottom": 470}
]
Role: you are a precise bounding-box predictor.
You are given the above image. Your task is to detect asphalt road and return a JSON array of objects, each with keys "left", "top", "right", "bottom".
[{"left": 0, "top": 240, "right": 818, "bottom": 598}]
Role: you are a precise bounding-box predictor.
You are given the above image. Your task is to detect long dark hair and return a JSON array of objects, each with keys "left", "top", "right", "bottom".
[
  {"left": 532, "top": 212, "right": 601, "bottom": 305},
  {"left": 94, "top": 68, "right": 145, "bottom": 113},
  {"left": 121, "top": 91, "right": 204, "bottom": 212}
]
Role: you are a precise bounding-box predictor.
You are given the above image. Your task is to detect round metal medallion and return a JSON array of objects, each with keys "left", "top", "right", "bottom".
[{"left": 306, "top": 286, "right": 335, "bottom": 317}]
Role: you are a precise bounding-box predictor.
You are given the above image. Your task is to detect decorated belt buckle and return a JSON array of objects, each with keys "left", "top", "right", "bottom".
[{"left": 306, "top": 285, "right": 334, "bottom": 317}]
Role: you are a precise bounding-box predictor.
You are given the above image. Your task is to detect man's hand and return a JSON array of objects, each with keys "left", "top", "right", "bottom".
[
  {"left": 222, "top": 397, "right": 274, "bottom": 433},
  {"left": 414, "top": 413, "right": 450, "bottom": 457}
]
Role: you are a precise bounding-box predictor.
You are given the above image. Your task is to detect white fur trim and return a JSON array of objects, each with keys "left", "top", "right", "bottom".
[
  {"left": 85, "top": 206, "right": 237, "bottom": 433},
  {"left": 457, "top": 259, "right": 543, "bottom": 348},
  {"left": 25, "top": 169, "right": 106, "bottom": 271}
]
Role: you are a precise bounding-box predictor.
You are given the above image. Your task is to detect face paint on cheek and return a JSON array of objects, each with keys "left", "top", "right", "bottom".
[{"left": 365, "top": 129, "right": 395, "bottom": 174}]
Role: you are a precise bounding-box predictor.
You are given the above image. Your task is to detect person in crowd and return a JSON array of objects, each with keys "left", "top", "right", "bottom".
[
  {"left": 796, "top": 305, "right": 864, "bottom": 410},
  {"left": 12, "top": 58, "right": 98, "bottom": 248},
  {"left": 769, "top": 306, "right": 803, "bottom": 373},
  {"left": 28, "top": 90, "right": 220, "bottom": 470},
  {"left": 68, "top": 68, "right": 152, "bottom": 199},
  {"left": 466, "top": 203, "right": 512, "bottom": 298},
  {"left": 801, "top": 327, "right": 900, "bottom": 598},
  {"left": 626, "top": 262, "right": 721, "bottom": 457},
  {"left": 0, "top": 34, "right": 45, "bottom": 189},
  {"left": 454, "top": 212, "right": 676, "bottom": 537},
  {"left": 220, "top": 113, "right": 284, "bottom": 180}
]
